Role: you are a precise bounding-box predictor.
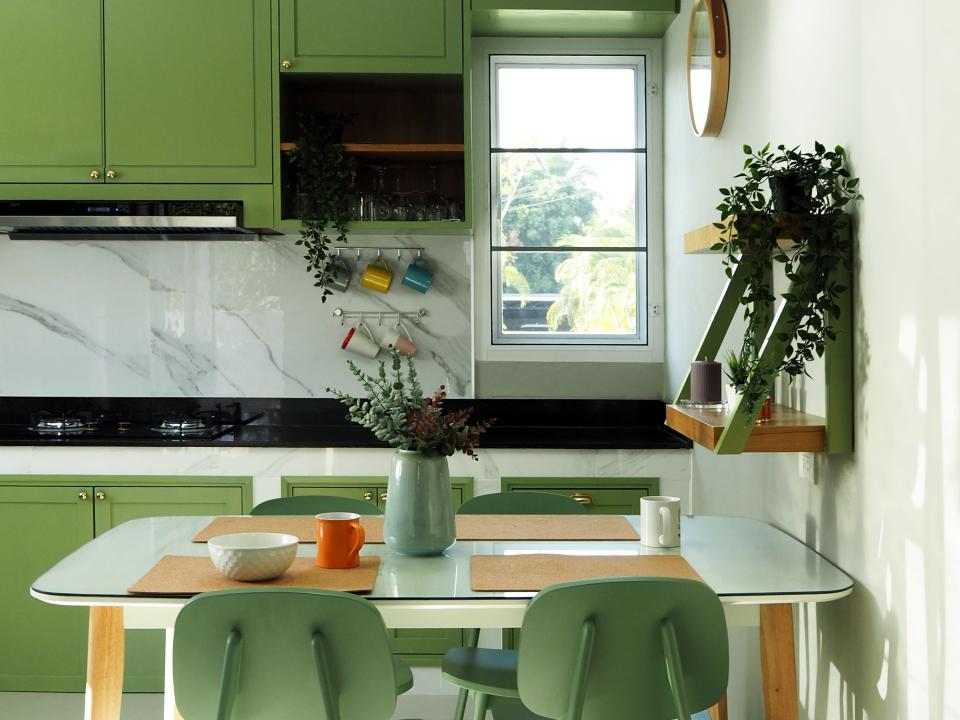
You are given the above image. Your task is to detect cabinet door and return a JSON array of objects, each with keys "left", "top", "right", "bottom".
[
  {"left": 0, "top": 0, "right": 104, "bottom": 183},
  {"left": 103, "top": 0, "right": 273, "bottom": 183},
  {"left": 280, "top": 0, "right": 463, "bottom": 75},
  {"left": 93, "top": 484, "right": 244, "bottom": 692},
  {"left": 0, "top": 486, "right": 94, "bottom": 691},
  {"left": 291, "top": 484, "right": 380, "bottom": 506}
]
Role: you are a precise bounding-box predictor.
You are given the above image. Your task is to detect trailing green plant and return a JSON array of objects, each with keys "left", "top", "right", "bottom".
[
  {"left": 713, "top": 142, "right": 862, "bottom": 413},
  {"left": 291, "top": 112, "right": 356, "bottom": 302},
  {"left": 327, "top": 350, "right": 495, "bottom": 460}
]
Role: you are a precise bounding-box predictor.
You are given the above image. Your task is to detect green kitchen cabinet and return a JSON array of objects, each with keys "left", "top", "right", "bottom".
[
  {"left": 279, "top": 0, "right": 463, "bottom": 75},
  {"left": 0, "top": 475, "right": 251, "bottom": 692},
  {"left": 501, "top": 476, "right": 659, "bottom": 515},
  {"left": 0, "top": 0, "right": 105, "bottom": 183},
  {"left": 0, "top": 0, "right": 272, "bottom": 185},
  {"left": 283, "top": 475, "right": 473, "bottom": 665},
  {"left": 102, "top": 0, "right": 273, "bottom": 183}
]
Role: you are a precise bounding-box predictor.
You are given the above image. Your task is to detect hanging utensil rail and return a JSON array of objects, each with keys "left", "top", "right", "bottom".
[{"left": 333, "top": 308, "right": 427, "bottom": 325}]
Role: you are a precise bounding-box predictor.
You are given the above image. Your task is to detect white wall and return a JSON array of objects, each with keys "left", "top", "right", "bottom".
[{"left": 664, "top": 1, "right": 960, "bottom": 718}]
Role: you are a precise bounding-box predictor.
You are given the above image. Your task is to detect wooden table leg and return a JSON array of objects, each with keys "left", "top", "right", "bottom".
[
  {"left": 83, "top": 606, "right": 124, "bottom": 720},
  {"left": 760, "top": 604, "right": 798, "bottom": 720},
  {"left": 708, "top": 692, "right": 728, "bottom": 720}
]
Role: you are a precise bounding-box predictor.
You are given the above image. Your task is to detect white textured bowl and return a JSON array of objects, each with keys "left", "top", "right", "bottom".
[{"left": 208, "top": 532, "right": 299, "bottom": 581}]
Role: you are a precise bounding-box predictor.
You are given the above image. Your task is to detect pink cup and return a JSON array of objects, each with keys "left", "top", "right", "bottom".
[{"left": 379, "top": 321, "right": 417, "bottom": 356}]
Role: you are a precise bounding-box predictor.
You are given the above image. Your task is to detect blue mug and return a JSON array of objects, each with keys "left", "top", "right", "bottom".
[{"left": 401, "top": 257, "right": 433, "bottom": 294}]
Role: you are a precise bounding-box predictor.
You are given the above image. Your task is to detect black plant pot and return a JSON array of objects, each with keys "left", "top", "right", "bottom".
[{"left": 769, "top": 174, "right": 810, "bottom": 213}]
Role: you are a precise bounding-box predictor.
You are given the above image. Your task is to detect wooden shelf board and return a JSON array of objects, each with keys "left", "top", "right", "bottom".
[
  {"left": 665, "top": 403, "right": 825, "bottom": 453},
  {"left": 683, "top": 216, "right": 804, "bottom": 255},
  {"left": 280, "top": 142, "right": 464, "bottom": 160}
]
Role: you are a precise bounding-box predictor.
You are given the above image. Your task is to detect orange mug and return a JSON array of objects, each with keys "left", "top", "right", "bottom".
[{"left": 315, "top": 512, "right": 365, "bottom": 569}]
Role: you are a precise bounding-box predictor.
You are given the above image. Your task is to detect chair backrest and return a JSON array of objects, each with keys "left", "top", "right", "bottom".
[
  {"left": 174, "top": 588, "right": 398, "bottom": 720},
  {"left": 251, "top": 495, "right": 383, "bottom": 516},
  {"left": 517, "top": 577, "right": 728, "bottom": 720},
  {"left": 457, "top": 491, "right": 588, "bottom": 515}
]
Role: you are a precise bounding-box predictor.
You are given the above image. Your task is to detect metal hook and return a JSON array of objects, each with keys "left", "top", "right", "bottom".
[
  {"left": 356, "top": 248, "right": 361, "bottom": 260},
  {"left": 376, "top": 248, "right": 381, "bottom": 259},
  {"left": 335, "top": 247, "right": 341, "bottom": 258},
  {"left": 417, "top": 249, "right": 423, "bottom": 259},
  {"left": 397, "top": 249, "right": 402, "bottom": 261},
  {"left": 378, "top": 312, "right": 383, "bottom": 326}
]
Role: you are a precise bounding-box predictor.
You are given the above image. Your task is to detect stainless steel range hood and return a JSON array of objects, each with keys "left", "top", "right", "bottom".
[{"left": 0, "top": 201, "right": 281, "bottom": 241}]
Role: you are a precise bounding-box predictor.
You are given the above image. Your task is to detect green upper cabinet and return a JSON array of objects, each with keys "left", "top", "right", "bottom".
[
  {"left": 0, "top": 0, "right": 105, "bottom": 183},
  {"left": 0, "top": 0, "right": 272, "bottom": 185},
  {"left": 103, "top": 0, "right": 273, "bottom": 183},
  {"left": 280, "top": 0, "right": 463, "bottom": 75}
]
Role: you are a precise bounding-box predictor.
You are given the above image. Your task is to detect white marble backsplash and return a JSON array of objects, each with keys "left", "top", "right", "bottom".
[{"left": 0, "top": 233, "right": 473, "bottom": 397}]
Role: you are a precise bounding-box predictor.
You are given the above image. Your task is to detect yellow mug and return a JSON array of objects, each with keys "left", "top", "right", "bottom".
[{"left": 360, "top": 258, "right": 393, "bottom": 293}]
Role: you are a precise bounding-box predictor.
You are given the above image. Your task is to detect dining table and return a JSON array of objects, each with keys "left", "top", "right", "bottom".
[{"left": 31, "top": 514, "right": 853, "bottom": 720}]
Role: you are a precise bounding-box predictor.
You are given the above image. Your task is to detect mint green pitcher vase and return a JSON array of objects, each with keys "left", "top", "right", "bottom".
[{"left": 383, "top": 449, "right": 456, "bottom": 555}]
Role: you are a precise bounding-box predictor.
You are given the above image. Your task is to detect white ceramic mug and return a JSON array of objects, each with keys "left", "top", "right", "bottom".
[
  {"left": 640, "top": 495, "right": 681, "bottom": 548},
  {"left": 379, "top": 321, "right": 417, "bottom": 356},
  {"left": 341, "top": 321, "right": 379, "bottom": 359}
]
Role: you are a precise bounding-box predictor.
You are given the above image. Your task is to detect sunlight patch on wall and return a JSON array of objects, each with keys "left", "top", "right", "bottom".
[{"left": 905, "top": 537, "right": 930, "bottom": 718}]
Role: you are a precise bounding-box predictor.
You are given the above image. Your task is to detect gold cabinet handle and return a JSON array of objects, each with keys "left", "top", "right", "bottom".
[
  {"left": 89, "top": 169, "right": 101, "bottom": 180},
  {"left": 78, "top": 491, "right": 89, "bottom": 501},
  {"left": 281, "top": 59, "right": 293, "bottom": 69},
  {"left": 379, "top": 492, "right": 388, "bottom": 503},
  {"left": 569, "top": 493, "right": 594, "bottom": 506},
  {"left": 105, "top": 169, "right": 117, "bottom": 180},
  {"left": 95, "top": 491, "right": 106, "bottom": 501},
  {"left": 362, "top": 491, "right": 374, "bottom": 502}
]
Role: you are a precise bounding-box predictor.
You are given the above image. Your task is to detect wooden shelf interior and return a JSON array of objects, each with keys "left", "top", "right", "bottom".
[
  {"left": 279, "top": 74, "right": 465, "bottom": 221},
  {"left": 281, "top": 142, "right": 464, "bottom": 161},
  {"left": 683, "top": 215, "right": 823, "bottom": 254},
  {"left": 665, "top": 403, "right": 826, "bottom": 453}
]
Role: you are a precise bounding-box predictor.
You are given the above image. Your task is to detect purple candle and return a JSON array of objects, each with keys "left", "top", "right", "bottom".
[{"left": 690, "top": 360, "right": 722, "bottom": 403}]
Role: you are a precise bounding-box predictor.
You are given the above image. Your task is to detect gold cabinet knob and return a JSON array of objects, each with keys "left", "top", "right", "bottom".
[
  {"left": 379, "top": 492, "right": 388, "bottom": 503},
  {"left": 105, "top": 169, "right": 117, "bottom": 180},
  {"left": 281, "top": 59, "right": 293, "bottom": 69},
  {"left": 362, "top": 491, "right": 374, "bottom": 502},
  {"left": 569, "top": 493, "right": 594, "bottom": 506},
  {"left": 95, "top": 491, "right": 106, "bottom": 501},
  {"left": 89, "top": 170, "right": 101, "bottom": 180},
  {"left": 78, "top": 491, "right": 89, "bottom": 501}
]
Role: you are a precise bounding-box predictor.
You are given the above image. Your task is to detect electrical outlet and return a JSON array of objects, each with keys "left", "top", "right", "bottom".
[{"left": 799, "top": 453, "right": 815, "bottom": 483}]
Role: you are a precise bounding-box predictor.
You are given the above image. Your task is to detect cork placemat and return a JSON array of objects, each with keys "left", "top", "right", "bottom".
[
  {"left": 192, "top": 516, "right": 385, "bottom": 544},
  {"left": 128, "top": 555, "right": 380, "bottom": 595},
  {"left": 454, "top": 514, "right": 640, "bottom": 541},
  {"left": 470, "top": 554, "right": 703, "bottom": 591},
  {"left": 193, "top": 514, "right": 639, "bottom": 544}
]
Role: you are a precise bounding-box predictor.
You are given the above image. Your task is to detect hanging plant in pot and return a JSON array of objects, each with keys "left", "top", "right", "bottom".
[
  {"left": 328, "top": 351, "right": 495, "bottom": 556},
  {"left": 714, "top": 142, "right": 862, "bottom": 415},
  {"left": 290, "top": 112, "right": 356, "bottom": 302}
]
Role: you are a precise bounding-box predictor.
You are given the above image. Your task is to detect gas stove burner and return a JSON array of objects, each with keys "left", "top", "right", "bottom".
[
  {"left": 32, "top": 416, "right": 86, "bottom": 434},
  {"left": 151, "top": 417, "right": 212, "bottom": 435}
]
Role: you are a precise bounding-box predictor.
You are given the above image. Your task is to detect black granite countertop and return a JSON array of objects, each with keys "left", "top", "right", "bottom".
[{"left": 0, "top": 397, "right": 691, "bottom": 450}]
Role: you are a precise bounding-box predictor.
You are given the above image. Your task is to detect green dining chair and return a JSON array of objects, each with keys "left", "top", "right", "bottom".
[
  {"left": 251, "top": 495, "right": 383, "bottom": 516},
  {"left": 173, "top": 588, "right": 415, "bottom": 720},
  {"left": 452, "top": 491, "right": 588, "bottom": 720},
  {"left": 442, "top": 577, "right": 729, "bottom": 720}
]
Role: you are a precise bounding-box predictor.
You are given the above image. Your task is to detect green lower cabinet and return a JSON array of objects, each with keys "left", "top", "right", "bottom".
[
  {"left": 283, "top": 475, "right": 472, "bottom": 665},
  {"left": 0, "top": 475, "right": 250, "bottom": 692},
  {"left": 500, "top": 477, "right": 658, "bottom": 650},
  {"left": 500, "top": 477, "right": 659, "bottom": 515},
  {"left": 0, "top": 486, "right": 93, "bottom": 691}
]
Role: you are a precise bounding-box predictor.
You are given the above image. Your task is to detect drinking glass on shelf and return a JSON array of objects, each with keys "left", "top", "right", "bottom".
[
  {"left": 371, "top": 165, "right": 392, "bottom": 221},
  {"left": 426, "top": 165, "right": 445, "bottom": 222},
  {"left": 391, "top": 166, "right": 411, "bottom": 222}
]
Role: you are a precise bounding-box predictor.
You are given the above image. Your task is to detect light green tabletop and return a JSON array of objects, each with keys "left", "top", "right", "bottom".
[{"left": 31, "top": 515, "right": 853, "bottom": 604}]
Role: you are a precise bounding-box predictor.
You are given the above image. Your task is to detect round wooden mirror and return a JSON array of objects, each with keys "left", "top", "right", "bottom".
[{"left": 687, "top": 0, "right": 730, "bottom": 137}]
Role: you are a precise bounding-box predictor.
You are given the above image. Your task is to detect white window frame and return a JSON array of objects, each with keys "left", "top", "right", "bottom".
[{"left": 472, "top": 37, "right": 664, "bottom": 363}]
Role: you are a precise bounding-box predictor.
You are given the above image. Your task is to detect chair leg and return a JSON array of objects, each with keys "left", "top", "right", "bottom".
[
  {"left": 454, "top": 687, "right": 471, "bottom": 720},
  {"left": 473, "top": 692, "right": 489, "bottom": 720}
]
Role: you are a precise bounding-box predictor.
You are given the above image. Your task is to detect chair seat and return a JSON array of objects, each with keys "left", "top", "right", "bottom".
[
  {"left": 394, "top": 656, "right": 414, "bottom": 695},
  {"left": 441, "top": 647, "right": 520, "bottom": 696}
]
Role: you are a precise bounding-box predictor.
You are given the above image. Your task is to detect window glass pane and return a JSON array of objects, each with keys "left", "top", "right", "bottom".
[
  {"left": 495, "top": 152, "right": 641, "bottom": 249},
  {"left": 495, "top": 66, "right": 638, "bottom": 149},
  {"left": 498, "top": 251, "right": 644, "bottom": 340}
]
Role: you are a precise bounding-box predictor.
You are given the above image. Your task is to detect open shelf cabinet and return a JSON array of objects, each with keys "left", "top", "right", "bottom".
[{"left": 668, "top": 215, "right": 853, "bottom": 455}]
